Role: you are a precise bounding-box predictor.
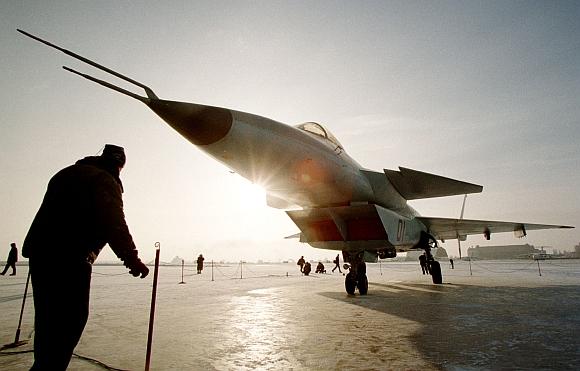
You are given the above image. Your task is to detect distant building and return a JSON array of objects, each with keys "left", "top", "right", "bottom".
[{"left": 467, "top": 244, "right": 539, "bottom": 260}]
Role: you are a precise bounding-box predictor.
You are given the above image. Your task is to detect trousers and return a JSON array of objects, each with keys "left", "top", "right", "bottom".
[{"left": 29, "top": 258, "right": 92, "bottom": 370}]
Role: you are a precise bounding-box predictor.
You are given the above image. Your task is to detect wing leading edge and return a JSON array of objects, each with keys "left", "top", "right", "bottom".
[{"left": 417, "top": 216, "right": 574, "bottom": 241}]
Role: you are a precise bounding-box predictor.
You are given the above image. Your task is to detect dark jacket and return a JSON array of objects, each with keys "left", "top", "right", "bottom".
[
  {"left": 23, "top": 156, "right": 139, "bottom": 265},
  {"left": 7, "top": 246, "right": 18, "bottom": 263}
]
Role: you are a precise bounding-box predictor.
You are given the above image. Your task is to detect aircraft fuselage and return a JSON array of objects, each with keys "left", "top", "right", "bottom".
[{"left": 148, "top": 99, "right": 423, "bottom": 253}]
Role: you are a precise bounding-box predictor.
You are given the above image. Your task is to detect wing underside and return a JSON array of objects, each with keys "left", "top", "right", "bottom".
[{"left": 417, "top": 216, "right": 574, "bottom": 241}]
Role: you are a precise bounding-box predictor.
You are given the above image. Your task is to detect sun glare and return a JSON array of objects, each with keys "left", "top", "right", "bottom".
[{"left": 235, "top": 178, "right": 267, "bottom": 208}]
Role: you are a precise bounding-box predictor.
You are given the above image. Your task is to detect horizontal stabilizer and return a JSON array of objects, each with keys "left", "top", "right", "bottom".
[
  {"left": 417, "top": 216, "right": 574, "bottom": 241},
  {"left": 384, "top": 167, "right": 483, "bottom": 200},
  {"left": 284, "top": 232, "right": 301, "bottom": 239}
]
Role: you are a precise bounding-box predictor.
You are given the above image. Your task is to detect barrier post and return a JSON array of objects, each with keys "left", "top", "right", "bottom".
[
  {"left": 469, "top": 257, "right": 473, "bottom": 276},
  {"left": 179, "top": 259, "right": 185, "bottom": 284},
  {"left": 240, "top": 260, "right": 243, "bottom": 279},
  {"left": 2, "top": 270, "right": 32, "bottom": 349},
  {"left": 537, "top": 259, "right": 542, "bottom": 276},
  {"left": 15, "top": 270, "right": 31, "bottom": 344},
  {"left": 211, "top": 260, "right": 214, "bottom": 282},
  {"left": 145, "top": 243, "right": 161, "bottom": 371}
]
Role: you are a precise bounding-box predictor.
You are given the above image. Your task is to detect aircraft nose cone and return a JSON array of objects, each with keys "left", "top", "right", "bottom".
[{"left": 148, "top": 100, "right": 233, "bottom": 145}]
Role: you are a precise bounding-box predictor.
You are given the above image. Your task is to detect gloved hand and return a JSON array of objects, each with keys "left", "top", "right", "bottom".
[{"left": 128, "top": 259, "right": 149, "bottom": 278}]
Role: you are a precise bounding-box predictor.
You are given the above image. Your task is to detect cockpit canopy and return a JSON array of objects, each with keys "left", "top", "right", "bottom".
[{"left": 295, "top": 122, "right": 343, "bottom": 150}]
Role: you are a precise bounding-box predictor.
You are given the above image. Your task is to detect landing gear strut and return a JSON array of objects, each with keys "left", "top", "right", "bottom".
[
  {"left": 414, "top": 231, "right": 443, "bottom": 284},
  {"left": 342, "top": 251, "right": 368, "bottom": 295}
]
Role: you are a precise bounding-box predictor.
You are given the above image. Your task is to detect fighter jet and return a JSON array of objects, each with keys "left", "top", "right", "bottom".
[{"left": 19, "top": 29, "right": 573, "bottom": 294}]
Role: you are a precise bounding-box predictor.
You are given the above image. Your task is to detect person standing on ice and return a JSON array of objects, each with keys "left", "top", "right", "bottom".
[
  {"left": 22, "top": 144, "right": 149, "bottom": 370},
  {"left": 331, "top": 254, "right": 342, "bottom": 273},
  {"left": 419, "top": 253, "right": 429, "bottom": 275},
  {"left": 0, "top": 242, "right": 18, "bottom": 276},
  {"left": 197, "top": 254, "right": 205, "bottom": 274},
  {"left": 297, "top": 256, "right": 305, "bottom": 273}
]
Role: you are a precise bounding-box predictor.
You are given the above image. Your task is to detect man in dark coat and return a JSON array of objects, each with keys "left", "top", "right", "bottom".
[
  {"left": 22, "top": 144, "right": 149, "bottom": 370},
  {"left": 1, "top": 242, "right": 18, "bottom": 276},
  {"left": 197, "top": 254, "right": 205, "bottom": 274},
  {"left": 297, "top": 256, "right": 305, "bottom": 273},
  {"left": 303, "top": 261, "right": 311, "bottom": 276},
  {"left": 419, "top": 253, "right": 429, "bottom": 275},
  {"left": 332, "top": 254, "right": 342, "bottom": 273}
]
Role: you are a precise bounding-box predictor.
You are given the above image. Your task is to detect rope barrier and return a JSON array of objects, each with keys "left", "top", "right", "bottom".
[
  {"left": 469, "top": 260, "right": 536, "bottom": 274},
  {"left": 0, "top": 348, "right": 128, "bottom": 371},
  {"left": 92, "top": 271, "right": 127, "bottom": 276},
  {"left": 542, "top": 260, "right": 580, "bottom": 269},
  {"left": 73, "top": 353, "right": 130, "bottom": 371}
]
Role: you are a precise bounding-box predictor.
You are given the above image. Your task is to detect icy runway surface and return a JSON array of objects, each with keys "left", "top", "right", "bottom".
[{"left": 1, "top": 259, "right": 580, "bottom": 370}]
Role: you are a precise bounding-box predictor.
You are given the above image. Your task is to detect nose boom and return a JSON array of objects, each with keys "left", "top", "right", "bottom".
[{"left": 17, "top": 30, "right": 234, "bottom": 147}]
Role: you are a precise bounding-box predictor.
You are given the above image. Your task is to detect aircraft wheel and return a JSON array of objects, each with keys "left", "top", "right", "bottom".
[
  {"left": 357, "top": 274, "right": 368, "bottom": 295},
  {"left": 345, "top": 272, "right": 356, "bottom": 295},
  {"left": 430, "top": 261, "right": 442, "bottom": 284}
]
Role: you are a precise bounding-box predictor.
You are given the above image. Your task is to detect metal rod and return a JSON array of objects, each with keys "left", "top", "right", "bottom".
[
  {"left": 17, "top": 29, "right": 158, "bottom": 99},
  {"left": 14, "top": 270, "right": 32, "bottom": 344},
  {"left": 211, "top": 260, "right": 214, "bottom": 282},
  {"left": 469, "top": 257, "right": 473, "bottom": 276},
  {"left": 240, "top": 260, "right": 243, "bottom": 279},
  {"left": 179, "top": 259, "right": 185, "bottom": 284},
  {"left": 63, "top": 66, "right": 148, "bottom": 103},
  {"left": 537, "top": 259, "right": 542, "bottom": 276},
  {"left": 145, "top": 243, "right": 161, "bottom": 371}
]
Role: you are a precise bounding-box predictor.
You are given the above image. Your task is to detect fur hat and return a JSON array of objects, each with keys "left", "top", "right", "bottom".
[{"left": 101, "top": 144, "right": 126, "bottom": 168}]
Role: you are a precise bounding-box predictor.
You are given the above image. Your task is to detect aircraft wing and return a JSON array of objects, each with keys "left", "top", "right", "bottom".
[{"left": 416, "top": 216, "right": 574, "bottom": 241}]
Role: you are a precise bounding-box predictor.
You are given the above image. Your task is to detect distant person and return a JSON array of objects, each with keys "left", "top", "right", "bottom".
[
  {"left": 303, "top": 261, "right": 312, "bottom": 276},
  {"left": 197, "top": 254, "right": 205, "bottom": 274},
  {"left": 22, "top": 144, "right": 149, "bottom": 370},
  {"left": 449, "top": 258, "right": 454, "bottom": 269},
  {"left": 315, "top": 262, "right": 326, "bottom": 274},
  {"left": 297, "top": 256, "right": 305, "bottom": 273},
  {"left": 419, "top": 253, "right": 429, "bottom": 275},
  {"left": 1, "top": 242, "right": 18, "bottom": 276},
  {"left": 332, "top": 254, "right": 342, "bottom": 273}
]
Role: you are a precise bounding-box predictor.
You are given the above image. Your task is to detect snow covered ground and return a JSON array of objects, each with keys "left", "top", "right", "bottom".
[{"left": 1, "top": 259, "right": 579, "bottom": 370}]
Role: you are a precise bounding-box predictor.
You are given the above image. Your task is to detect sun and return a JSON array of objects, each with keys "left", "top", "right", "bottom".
[{"left": 233, "top": 177, "right": 267, "bottom": 208}]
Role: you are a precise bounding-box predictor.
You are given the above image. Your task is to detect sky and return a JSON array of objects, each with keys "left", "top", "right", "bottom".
[{"left": 1, "top": 1, "right": 579, "bottom": 263}]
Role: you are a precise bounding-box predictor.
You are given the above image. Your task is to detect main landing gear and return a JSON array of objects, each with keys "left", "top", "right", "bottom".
[
  {"left": 414, "top": 231, "right": 443, "bottom": 284},
  {"left": 342, "top": 251, "right": 368, "bottom": 295},
  {"left": 429, "top": 257, "right": 442, "bottom": 284}
]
